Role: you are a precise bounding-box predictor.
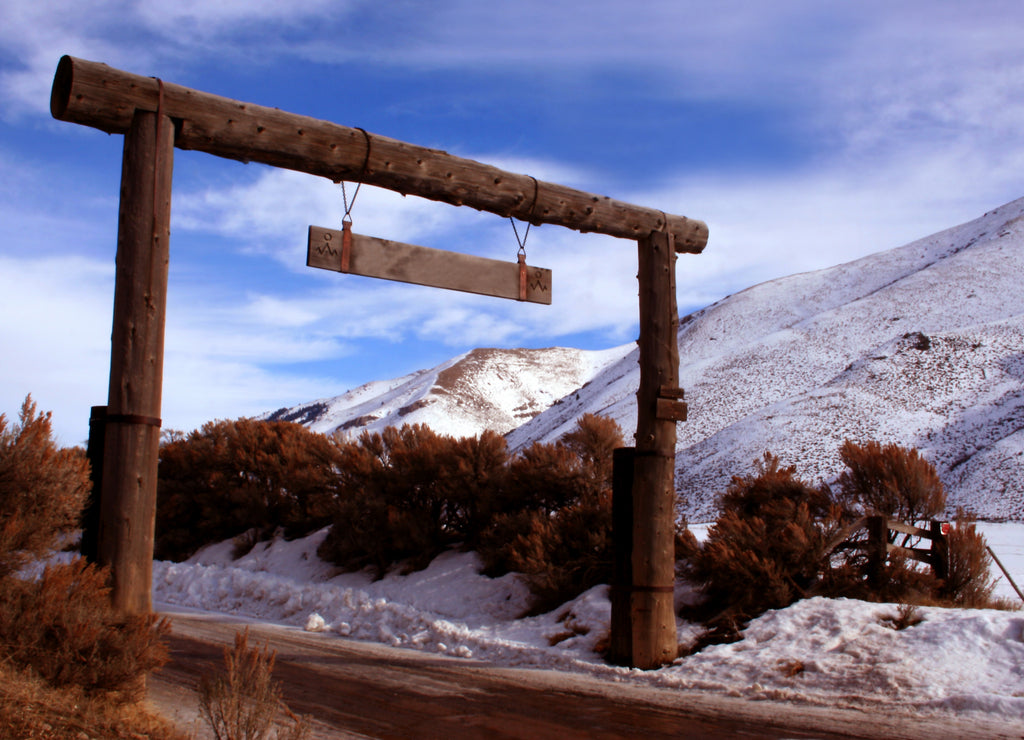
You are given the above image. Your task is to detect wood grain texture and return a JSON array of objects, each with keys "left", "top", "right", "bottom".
[
  {"left": 51, "top": 56, "right": 708, "bottom": 252},
  {"left": 308, "top": 225, "right": 552, "bottom": 304},
  {"left": 97, "top": 109, "right": 174, "bottom": 616},
  {"left": 630, "top": 230, "right": 680, "bottom": 669}
]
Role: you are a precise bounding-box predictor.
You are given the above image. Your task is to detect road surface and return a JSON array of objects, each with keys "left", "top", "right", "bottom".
[{"left": 148, "top": 610, "right": 1022, "bottom": 740}]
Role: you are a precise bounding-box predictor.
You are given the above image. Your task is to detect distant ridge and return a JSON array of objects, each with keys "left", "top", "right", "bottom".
[{"left": 262, "top": 344, "right": 632, "bottom": 440}]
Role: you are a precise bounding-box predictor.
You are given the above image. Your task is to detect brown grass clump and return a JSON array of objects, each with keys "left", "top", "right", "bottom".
[
  {"left": 0, "top": 661, "right": 187, "bottom": 740},
  {"left": 779, "top": 659, "right": 807, "bottom": 677},
  {"left": 199, "top": 629, "right": 310, "bottom": 740},
  {"left": 879, "top": 602, "right": 925, "bottom": 631}
]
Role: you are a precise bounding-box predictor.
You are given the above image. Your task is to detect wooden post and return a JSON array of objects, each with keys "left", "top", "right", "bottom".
[
  {"left": 986, "top": 545, "right": 1024, "bottom": 605},
  {"left": 97, "top": 108, "right": 174, "bottom": 615},
  {"left": 631, "top": 231, "right": 679, "bottom": 669},
  {"left": 866, "top": 515, "right": 887, "bottom": 590},
  {"left": 608, "top": 446, "right": 635, "bottom": 665},
  {"left": 81, "top": 405, "right": 107, "bottom": 563},
  {"left": 930, "top": 520, "right": 949, "bottom": 582}
]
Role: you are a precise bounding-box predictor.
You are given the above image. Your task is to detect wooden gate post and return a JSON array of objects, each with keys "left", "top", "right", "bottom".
[
  {"left": 81, "top": 405, "right": 107, "bottom": 563},
  {"left": 97, "top": 108, "right": 174, "bottom": 615},
  {"left": 631, "top": 230, "right": 680, "bottom": 669},
  {"left": 930, "top": 520, "right": 949, "bottom": 582},
  {"left": 866, "top": 515, "right": 887, "bottom": 590},
  {"left": 609, "top": 446, "right": 635, "bottom": 665}
]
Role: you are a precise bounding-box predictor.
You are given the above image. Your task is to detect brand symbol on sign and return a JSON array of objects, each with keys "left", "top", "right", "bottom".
[{"left": 316, "top": 232, "right": 338, "bottom": 257}]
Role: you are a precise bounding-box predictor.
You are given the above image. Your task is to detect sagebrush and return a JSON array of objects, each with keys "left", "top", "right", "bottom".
[
  {"left": 157, "top": 418, "right": 344, "bottom": 560},
  {"left": 0, "top": 558, "right": 169, "bottom": 701},
  {"left": 199, "top": 629, "right": 310, "bottom": 740},
  {"left": 0, "top": 660, "right": 186, "bottom": 740},
  {"left": 836, "top": 439, "right": 946, "bottom": 522},
  {"left": 678, "top": 452, "right": 844, "bottom": 630},
  {"left": 0, "top": 395, "right": 176, "bottom": 737},
  {"left": 0, "top": 396, "right": 90, "bottom": 577},
  {"left": 316, "top": 413, "right": 623, "bottom": 611},
  {"left": 680, "top": 442, "right": 1001, "bottom": 649}
]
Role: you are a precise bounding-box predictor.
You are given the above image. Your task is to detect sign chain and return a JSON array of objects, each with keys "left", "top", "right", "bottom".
[
  {"left": 510, "top": 176, "right": 540, "bottom": 301},
  {"left": 338, "top": 128, "right": 373, "bottom": 272}
]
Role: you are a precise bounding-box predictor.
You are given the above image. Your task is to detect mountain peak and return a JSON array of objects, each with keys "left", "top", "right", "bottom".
[{"left": 264, "top": 344, "right": 632, "bottom": 441}]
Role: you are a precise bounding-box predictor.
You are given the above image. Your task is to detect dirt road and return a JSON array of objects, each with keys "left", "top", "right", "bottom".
[{"left": 148, "top": 610, "right": 1022, "bottom": 740}]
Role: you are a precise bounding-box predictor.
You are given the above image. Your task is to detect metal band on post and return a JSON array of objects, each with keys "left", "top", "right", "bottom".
[{"left": 104, "top": 413, "right": 162, "bottom": 428}]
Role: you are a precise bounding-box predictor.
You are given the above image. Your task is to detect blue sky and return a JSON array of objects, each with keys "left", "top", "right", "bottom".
[{"left": 3, "top": 1, "right": 1024, "bottom": 445}]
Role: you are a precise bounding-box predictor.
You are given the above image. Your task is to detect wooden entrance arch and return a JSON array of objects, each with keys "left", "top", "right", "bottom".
[{"left": 51, "top": 56, "right": 708, "bottom": 669}]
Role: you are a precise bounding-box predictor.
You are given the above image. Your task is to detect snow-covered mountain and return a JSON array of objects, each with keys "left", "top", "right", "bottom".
[
  {"left": 511, "top": 197, "right": 1024, "bottom": 521},
  {"left": 269, "top": 197, "right": 1024, "bottom": 522},
  {"left": 263, "top": 344, "right": 633, "bottom": 439}
]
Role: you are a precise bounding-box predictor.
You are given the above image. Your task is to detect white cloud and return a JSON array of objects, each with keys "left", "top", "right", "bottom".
[
  {"left": 134, "top": 0, "right": 347, "bottom": 30},
  {"left": 0, "top": 1, "right": 138, "bottom": 118},
  {"left": 0, "top": 252, "right": 350, "bottom": 444},
  {"left": 173, "top": 168, "right": 488, "bottom": 267},
  {"left": 0, "top": 255, "right": 113, "bottom": 445}
]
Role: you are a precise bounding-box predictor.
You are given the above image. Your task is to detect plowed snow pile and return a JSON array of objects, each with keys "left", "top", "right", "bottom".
[{"left": 154, "top": 523, "right": 1024, "bottom": 726}]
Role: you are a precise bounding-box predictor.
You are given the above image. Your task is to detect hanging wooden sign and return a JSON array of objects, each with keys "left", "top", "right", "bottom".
[{"left": 307, "top": 225, "right": 552, "bottom": 304}]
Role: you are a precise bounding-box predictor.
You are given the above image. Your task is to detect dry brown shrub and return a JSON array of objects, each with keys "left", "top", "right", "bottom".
[
  {"left": 559, "top": 413, "right": 624, "bottom": 486},
  {"left": 199, "top": 629, "right": 309, "bottom": 740},
  {"left": 837, "top": 440, "right": 946, "bottom": 522},
  {"left": 0, "top": 396, "right": 90, "bottom": 577},
  {"left": 318, "top": 414, "right": 623, "bottom": 606},
  {"left": 935, "top": 510, "right": 997, "bottom": 607},
  {"left": 830, "top": 445, "right": 997, "bottom": 607},
  {"left": 879, "top": 602, "right": 925, "bottom": 630},
  {"left": 520, "top": 491, "right": 614, "bottom": 615},
  {"left": 157, "top": 418, "right": 344, "bottom": 561},
  {"left": 779, "top": 659, "right": 806, "bottom": 677},
  {"left": 442, "top": 430, "right": 510, "bottom": 549},
  {"left": 0, "top": 396, "right": 177, "bottom": 736},
  {"left": 680, "top": 452, "right": 843, "bottom": 627},
  {"left": 0, "top": 558, "right": 169, "bottom": 701},
  {"left": 317, "top": 424, "right": 471, "bottom": 577},
  {"left": 476, "top": 414, "right": 624, "bottom": 614}
]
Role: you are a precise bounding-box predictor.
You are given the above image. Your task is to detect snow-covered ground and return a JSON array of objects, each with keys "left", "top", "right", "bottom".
[{"left": 154, "top": 522, "right": 1024, "bottom": 725}]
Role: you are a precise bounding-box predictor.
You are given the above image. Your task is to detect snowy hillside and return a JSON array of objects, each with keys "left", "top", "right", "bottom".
[
  {"left": 510, "top": 197, "right": 1024, "bottom": 521},
  {"left": 262, "top": 345, "right": 632, "bottom": 439}
]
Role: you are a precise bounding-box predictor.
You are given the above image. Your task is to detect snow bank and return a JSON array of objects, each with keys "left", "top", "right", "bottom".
[{"left": 154, "top": 523, "right": 1024, "bottom": 723}]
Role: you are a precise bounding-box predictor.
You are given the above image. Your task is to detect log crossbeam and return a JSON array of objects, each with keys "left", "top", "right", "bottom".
[{"left": 50, "top": 56, "right": 708, "bottom": 252}]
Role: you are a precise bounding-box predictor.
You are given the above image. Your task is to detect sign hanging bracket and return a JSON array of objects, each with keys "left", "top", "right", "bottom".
[
  {"left": 338, "top": 127, "right": 372, "bottom": 273},
  {"left": 509, "top": 176, "right": 540, "bottom": 301}
]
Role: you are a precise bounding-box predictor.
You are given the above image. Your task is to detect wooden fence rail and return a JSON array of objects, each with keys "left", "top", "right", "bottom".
[{"left": 824, "top": 515, "right": 949, "bottom": 588}]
